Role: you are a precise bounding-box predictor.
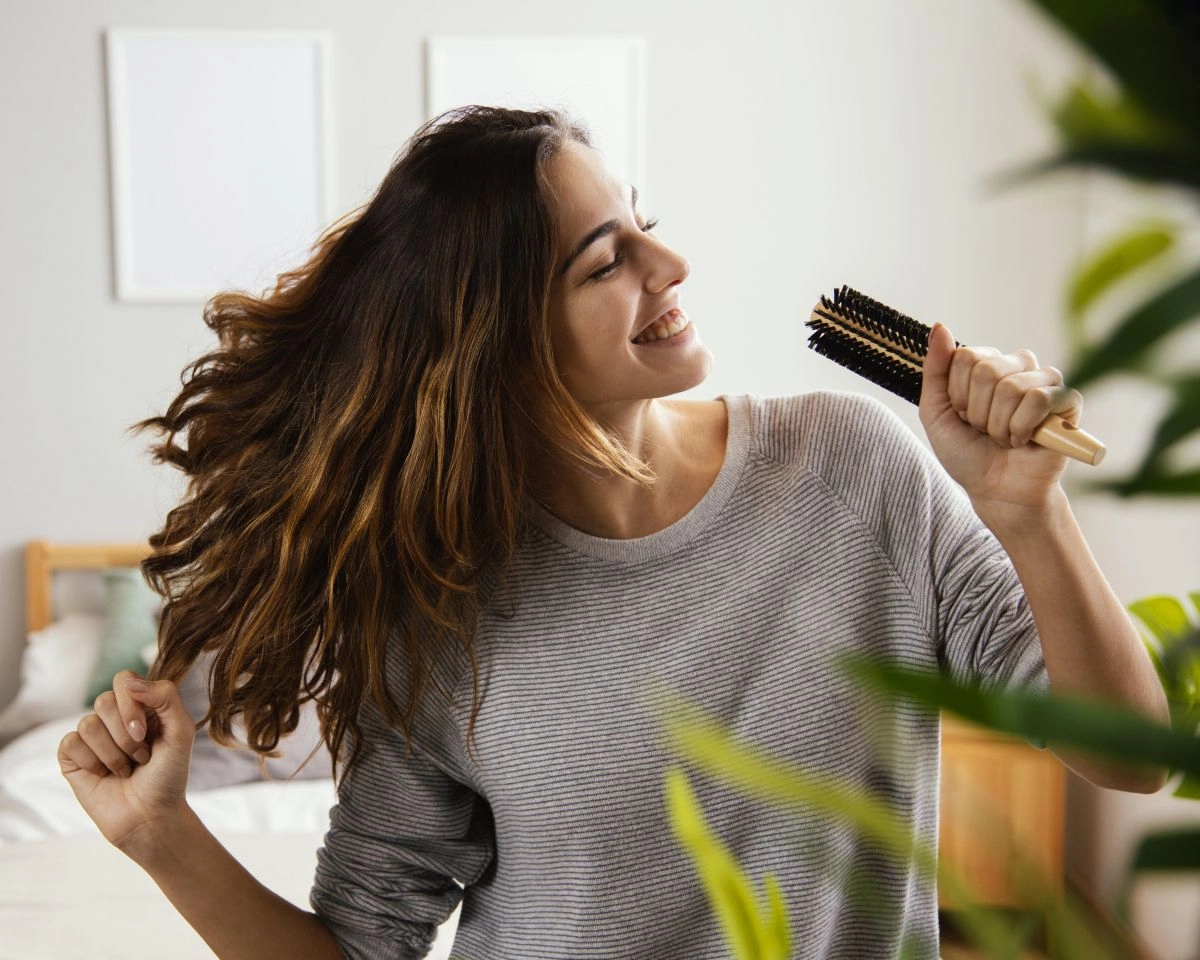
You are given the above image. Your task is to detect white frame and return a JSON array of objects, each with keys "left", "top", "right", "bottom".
[
  {"left": 105, "top": 28, "right": 335, "bottom": 303},
  {"left": 425, "top": 36, "right": 646, "bottom": 200}
]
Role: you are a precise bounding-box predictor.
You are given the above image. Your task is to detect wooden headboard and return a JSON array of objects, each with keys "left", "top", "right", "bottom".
[{"left": 24, "top": 541, "right": 152, "bottom": 633}]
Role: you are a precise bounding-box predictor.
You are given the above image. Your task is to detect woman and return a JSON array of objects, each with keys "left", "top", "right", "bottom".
[{"left": 58, "top": 105, "right": 1167, "bottom": 959}]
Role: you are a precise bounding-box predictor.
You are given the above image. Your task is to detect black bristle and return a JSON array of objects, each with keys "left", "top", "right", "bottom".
[
  {"left": 807, "top": 325, "right": 923, "bottom": 405},
  {"left": 806, "top": 285, "right": 955, "bottom": 406},
  {"left": 834, "top": 285, "right": 931, "bottom": 359}
]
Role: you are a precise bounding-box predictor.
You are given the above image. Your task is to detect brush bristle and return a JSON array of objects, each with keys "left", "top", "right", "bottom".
[
  {"left": 806, "top": 285, "right": 950, "bottom": 407},
  {"left": 807, "top": 323, "right": 923, "bottom": 404}
]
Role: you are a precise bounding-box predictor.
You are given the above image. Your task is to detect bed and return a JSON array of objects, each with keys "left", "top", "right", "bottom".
[{"left": 0, "top": 541, "right": 460, "bottom": 960}]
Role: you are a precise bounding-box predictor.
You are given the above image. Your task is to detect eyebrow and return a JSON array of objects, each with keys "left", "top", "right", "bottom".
[{"left": 558, "top": 185, "right": 639, "bottom": 278}]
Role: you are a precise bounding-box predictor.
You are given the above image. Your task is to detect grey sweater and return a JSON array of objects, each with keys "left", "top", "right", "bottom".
[{"left": 309, "top": 391, "right": 1047, "bottom": 960}]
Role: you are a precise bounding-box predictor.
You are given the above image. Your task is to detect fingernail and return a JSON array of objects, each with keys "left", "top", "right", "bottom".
[
  {"left": 128, "top": 719, "right": 146, "bottom": 742},
  {"left": 124, "top": 678, "right": 149, "bottom": 693},
  {"left": 134, "top": 748, "right": 151, "bottom": 765}
]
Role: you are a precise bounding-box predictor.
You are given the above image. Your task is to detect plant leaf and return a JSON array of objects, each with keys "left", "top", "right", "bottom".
[
  {"left": 1128, "top": 827, "right": 1200, "bottom": 873},
  {"left": 1124, "top": 374, "right": 1200, "bottom": 475},
  {"left": 655, "top": 696, "right": 1035, "bottom": 959},
  {"left": 1017, "top": 0, "right": 1200, "bottom": 135},
  {"left": 658, "top": 696, "right": 932, "bottom": 874},
  {"left": 761, "top": 874, "right": 793, "bottom": 960},
  {"left": 1048, "top": 79, "right": 1196, "bottom": 157},
  {"left": 664, "top": 767, "right": 783, "bottom": 960},
  {"left": 1067, "top": 264, "right": 1200, "bottom": 387},
  {"left": 1128, "top": 595, "right": 1193, "bottom": 645},
  {"left": 1066, "top": 223, "right": 1176, "bottom": 339},
  {"left": 844, "top": 659, "right": 1200, "bottom": 777},
  {"left": 1094, "top": 467, "right": 1200, "bottom": 497},
  {"left": 1173, "top": 771, "right": 1200, "bottom": 800},
  {"left": 983, "top": 145, "right": 1200, "bottom": 194}
]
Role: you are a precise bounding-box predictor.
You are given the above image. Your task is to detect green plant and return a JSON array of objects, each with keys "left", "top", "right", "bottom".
[
  {"left": 657, "top": 680, "right": 1168, "bottom": 960},
  {"left": 989, "top": 0, "right": 1200, "bottom": 496},
  {"left": 664, "top": 767, "right": 792, "bottom": 960},
  {"left": 1128, "top": 592, "right": 1200, "bottom": 797},
  {"left": 660, "top": 643, "right": 1200, "bottom": 959}
]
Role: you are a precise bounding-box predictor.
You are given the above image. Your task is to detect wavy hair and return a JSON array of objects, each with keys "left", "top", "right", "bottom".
[{"left": 138, "top": 105, "right": 653, "bottom": 783}]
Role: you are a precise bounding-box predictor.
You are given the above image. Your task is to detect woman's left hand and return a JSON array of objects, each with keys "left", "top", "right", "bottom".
[{"left": 919, "top": 322, "right": 1081, "bottom": 515}]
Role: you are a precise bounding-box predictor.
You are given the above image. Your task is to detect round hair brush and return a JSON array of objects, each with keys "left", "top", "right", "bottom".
[{"left": 806, "top": 285, "right": 1106, "bottom": 465}]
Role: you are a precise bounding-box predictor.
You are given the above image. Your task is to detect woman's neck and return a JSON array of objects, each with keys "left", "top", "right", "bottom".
[{"left": 529, "top": 398, "right": 728, "bottom": 539}]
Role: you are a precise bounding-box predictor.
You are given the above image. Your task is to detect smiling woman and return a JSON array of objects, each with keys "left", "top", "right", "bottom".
[
  {"left": 58, "top": 104, "right": 1167, "bottom": 960},
  {"left": 532, "top": 138, "right": 725, "bottom": 534}
]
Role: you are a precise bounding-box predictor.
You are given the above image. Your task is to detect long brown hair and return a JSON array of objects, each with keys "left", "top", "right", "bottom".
[{"left": 138, "top": 105, "right": 653, "bottom": 783}]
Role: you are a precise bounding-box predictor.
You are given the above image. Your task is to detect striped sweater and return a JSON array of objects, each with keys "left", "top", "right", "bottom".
[{"left": 309, "top": 391, "right": 1047, "bottom": 959}]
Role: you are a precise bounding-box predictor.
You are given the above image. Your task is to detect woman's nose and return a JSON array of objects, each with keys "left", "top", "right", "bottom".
[{"left": 646, "top": 242, "right": 689, "bottom": 293}]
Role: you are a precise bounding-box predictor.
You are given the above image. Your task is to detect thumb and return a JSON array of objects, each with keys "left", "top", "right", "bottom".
[
  {"left": 919, "top": 321, "right": 956, "bottom": 417},
  {"left": 123, "top": 678, "right": 195, "bottom": 754}
]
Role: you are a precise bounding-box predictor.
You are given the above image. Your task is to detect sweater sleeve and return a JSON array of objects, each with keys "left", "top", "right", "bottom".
[
  {"left": 309, "top": 672, "right": 494, "bottom": 959},
  {"left": 788, "top": 391, "right": 1047, "bottom": 693}
]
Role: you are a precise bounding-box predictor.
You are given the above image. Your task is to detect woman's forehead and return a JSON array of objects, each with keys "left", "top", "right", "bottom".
[{"left": 548, "top": 143, "right": 629, "bottom": 226}]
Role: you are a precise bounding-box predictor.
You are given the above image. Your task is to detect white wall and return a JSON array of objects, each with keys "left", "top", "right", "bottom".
[{"left": 3, "top": 0, "right": 1197, "bottom": 950}]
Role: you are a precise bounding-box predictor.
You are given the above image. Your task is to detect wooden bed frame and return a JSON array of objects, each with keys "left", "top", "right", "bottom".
[{"left": 24, "top": 540, "right": 152, "bottom": 633}]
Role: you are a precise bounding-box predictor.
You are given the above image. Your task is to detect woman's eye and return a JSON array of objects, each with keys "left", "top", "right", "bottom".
[
  {"left": 588, "top": 217, "right": 660, "bottom": 282},
  {"left": 590, "top": 255, "right": 623, "bottom": 281}
]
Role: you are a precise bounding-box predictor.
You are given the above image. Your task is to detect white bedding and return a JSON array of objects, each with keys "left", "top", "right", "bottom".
[
  {"left": 0, "top": 715, "right": 459, "bottom": 959},
  {"left": 0, "top": 713, "right": 338, "bottom": 843},
  {"left": 0, "top": 831, "right": 328, "bottom": 960}
]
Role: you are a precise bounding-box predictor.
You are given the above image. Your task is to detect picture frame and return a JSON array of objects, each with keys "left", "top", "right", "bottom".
[
  {"left": 425, "top": 36, "right": 646, "bottom": 199},
  {"left": 105, "top": 28, "right": 334, "bottom": 304}
]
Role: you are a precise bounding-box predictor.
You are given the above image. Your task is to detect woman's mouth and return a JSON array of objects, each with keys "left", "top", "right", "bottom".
[{"left": 632, "top": 308, "right": 690, "bottom": 344}]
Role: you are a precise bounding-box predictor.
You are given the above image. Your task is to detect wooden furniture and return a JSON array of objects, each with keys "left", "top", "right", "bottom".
[
  {"left": 24, "top": 540, "right": 153, "bottom": 632},
  {"left": 938, "top": 712, "right": 1066, "bottom": 909}
]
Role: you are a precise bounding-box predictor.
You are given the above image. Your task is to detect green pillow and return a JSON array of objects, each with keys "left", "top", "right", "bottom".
[{"left": 84, "top": 568, "right": 162, "bottom": 704}]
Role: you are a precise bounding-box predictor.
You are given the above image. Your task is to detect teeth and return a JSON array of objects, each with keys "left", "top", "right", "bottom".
[{"left": 633, "top": 311, "right": 689, "bottom": 344}]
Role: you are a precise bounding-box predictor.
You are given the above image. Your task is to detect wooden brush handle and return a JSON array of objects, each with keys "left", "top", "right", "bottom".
[{"left": 1031, "top": 414, "right": 1106, "bottom": 465}]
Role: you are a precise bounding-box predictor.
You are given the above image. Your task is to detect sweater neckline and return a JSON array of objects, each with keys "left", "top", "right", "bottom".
[{"left": 524, "top": 394, "right": 751, "bottom": 563}]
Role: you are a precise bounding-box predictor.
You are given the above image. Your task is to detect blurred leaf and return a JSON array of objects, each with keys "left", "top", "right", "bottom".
[
  {"left": 1117, "top": 826, "right": 1200, "bottom": 923},
  {"left": 1095, "top": 467, "right": 1200, "bottom": 497},
  {"left": 1129, "top": 827, "right": 1200, "bottom": 872},
  {"left": 1158, "top": 625, "right": 1200, "bottom": 700},
  {"left": 1047, "top": 78, "right": 1197, "bottom": 157},
  {"left": 1128, "top": 373, "right": 1200, "bottom": 469},
  {"left": 985, "top": 143, "right": 1200, "bottom": 194},
  {"left": 1066, "top": 223, "right": 1176, "bottom": 350},
  {"left": 1129, "top": 595, "right": 1195, "bottom": 644},
  {"left": 658, "top": 696, "right": 933, "bottom": 874},
  {"left": 1018, "top": 0, "right": 1200, "bottom": 135},
  {"left": 664, "top": 767, "right": 792, "bottom": 960},
  {"left": 656, "top": 695, "right": 1035, "bottom": 959},
  {"left": 1052, "top": 884, "right": 1146, "bottom": 960},
  {"left": 844, "top": 659, "right": 1200, "bottom": 777},
  {"left": 1067, "top": 265, "right": 1200, "bottom": 387},
  {"left": 1128, "top": 597, "right": 1200, "bottom": 729},
  {"left": 1173, "top": 772, "right": 1200, "bottom": 800},
  {"left": 762, "top": 875, "right": 790, "bottom": 957}
]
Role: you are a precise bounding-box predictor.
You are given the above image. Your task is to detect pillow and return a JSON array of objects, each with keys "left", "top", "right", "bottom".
[
  {"left": 0, "top": 613, "right": 105, "bottom": 748},
  {"left": 84, "top": 569, "right": 161, "bottom": 704},
  {"left": 142, "top": 646, "right": 333, "bottom": 791}
]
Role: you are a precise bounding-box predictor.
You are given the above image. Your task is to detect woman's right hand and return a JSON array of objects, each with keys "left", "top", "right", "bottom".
[{"left": 57, "top": 670, "right": 196, "bottom": 860}]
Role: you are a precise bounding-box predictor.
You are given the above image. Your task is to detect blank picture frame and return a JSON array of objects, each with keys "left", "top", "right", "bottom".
[
  {"left": 426, "top": 36, "right": 646, "bottom": 198},
  {"left": 105, "top": 28, "right": 334, "bottom": 303}
]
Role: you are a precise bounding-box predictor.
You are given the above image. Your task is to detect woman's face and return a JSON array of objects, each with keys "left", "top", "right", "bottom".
[{"left": 544, "top": 141, "right": 712, "bottom": 417}]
